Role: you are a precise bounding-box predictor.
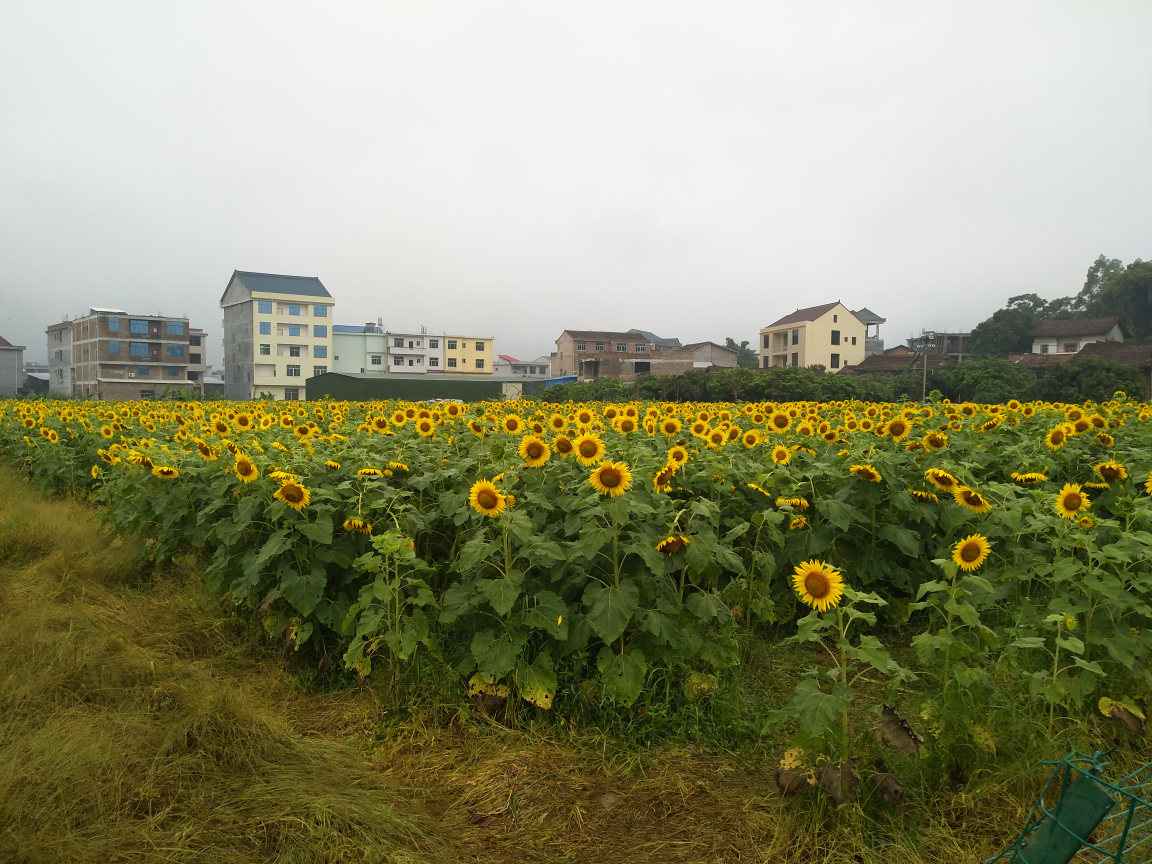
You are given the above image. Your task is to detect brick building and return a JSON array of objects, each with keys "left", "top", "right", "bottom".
[{"left": 553, "top": 329, "right": 711, "bottom": 383}]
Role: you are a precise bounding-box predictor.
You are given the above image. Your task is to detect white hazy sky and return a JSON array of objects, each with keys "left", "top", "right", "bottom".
[{"left": 2, "top": 1, "right": 1151, "bottom": 365}]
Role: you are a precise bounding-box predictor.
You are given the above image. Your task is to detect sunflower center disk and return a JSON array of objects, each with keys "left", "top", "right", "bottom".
[
  {"left": 478, "top": 491, "right": 498, "bottom": 509},
  {"left": 1066, "top": 494, "right": 1082, "bottom": 510},
  {"left": 961, "top": 544, "right": 981, "bottom": 562},
  {"left": 804, "top": 573, "right": 830, "bottom": 599},
  {"left": 601, "top": 471, "right": 620, "bottom": 487}
]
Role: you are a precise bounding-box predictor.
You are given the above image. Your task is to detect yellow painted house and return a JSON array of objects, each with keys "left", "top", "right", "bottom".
[{"left": 759, "top": 301, "right": 866, "bottom": 373}]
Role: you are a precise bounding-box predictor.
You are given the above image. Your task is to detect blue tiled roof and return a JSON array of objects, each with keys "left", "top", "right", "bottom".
[
  {"left": 333, "top": 324, "right": 383, "bottom": 333},
  {"left": 234, "top": 270, "right": 332, "bottom": 298}
]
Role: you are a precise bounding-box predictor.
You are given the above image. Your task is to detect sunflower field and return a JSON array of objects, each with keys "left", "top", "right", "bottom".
[{"left": 4, "top": 393, "right": 1152, "bottom": 775}]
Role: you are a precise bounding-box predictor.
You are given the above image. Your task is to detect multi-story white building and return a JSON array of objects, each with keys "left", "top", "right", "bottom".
[
  {"left": 384, "top": 328, "right": 444, "bottom": 373},
  {"left": 46, "top": 320, "right": 73, "bottom": 396},
  {"left": 220, "top": 271, "right": 334, "bottom": 400},
  {"left": 331, "top": 324, "right": 494, "bottom": 376}
]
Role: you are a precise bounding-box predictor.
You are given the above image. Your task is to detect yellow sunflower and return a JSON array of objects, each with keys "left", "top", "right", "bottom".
[
  {"left": 275, "top": 481, "right": 311, "bottom": 511},
  {"left": 771, "top": 444, "right": 791, "bottom": 465},
  {"left": 234, "top": 454, "right": 259, "bottom": 483},
  {"left": 768, "top": 412, "right": 791, "bottom": 433},
  {"left": 1095, "top": 461, "right": 1128, "bottom": 484},
  {"left": 660, "top": 417, "right": 682, "bottom": 437},
  {"left": 908, "top": 489, "right": 939, "bottom": 503},
  {"left": 91, "top": 465, "right": 99, "bottom": 479},
  {"left": 416, "top": 418, "right": 435, "bottom": 438},
  {"left": 518, "top": 435, "right": 551, "bottom": 468},
  {"left": 742, "top": 429, "right": 761, "bottom": 448},
  {"left": 388, "top": 461, "right": 410, "bottom": 473},
  {"left": 791, "top": 560, "right": 845, "bottom": 612},
  {"left": 151, "top": 465, "right": 179, "bottom": 479},
  {"left": 952, "top": 534, "right": 991, "bottom": 571},
  {"left": 468, "top": 479, "right": 506, "bottom": 517},
  {"left": 925, "top": 468, "right": 959, "bottom": 492},
  {"left": 343, "top": 517, "right": 372, "bottom": 535},
  {"left": 776, "top": 496, "right": 810, "bottom": 510},
  {"left": 789, "top": 516, "right": 808, "bottom": 530},
  {"left": 573, "top": 433, "right": 606, "bottom": 466},
  {"left": 953, "top": 486, "right": 992, "bottom": 514},
  {"left": 549, "top": 413, "right": 567, "bottom": 431},
  {"left": 324, "top": 460, "right": 341, "bottom": 470},
  {"left": 100, "top": 425, "right": 114, "bottom": 439},
  {"left": 656, "top": 534, "right": 689, "bottom": 554},
  {"left": 1055, "top": 483, "right": 1089, "bottom": 520},
  {"left": 357, "top": 467, "right": 384, "bottom": 478},
  {"left": 653, "top": 464, "right": 677, "bottom": 492},
  {"left": 1010, "top": 471, "right": 1047, "bottom": 485},
  {"left": 502, "top": 415, "right": 524, "bottom": 435},
  {"left": 850, "top": 464, "right": 882, "bottom": 483},
  {"left": 885, "top": 417, "right": 911, "bottom": 442},
  {"left": 590, "top": 461, "right": 633, "bottom": 497},
  {"left": 1045, "top": 426, "right": 1069, "bottom": 450}
]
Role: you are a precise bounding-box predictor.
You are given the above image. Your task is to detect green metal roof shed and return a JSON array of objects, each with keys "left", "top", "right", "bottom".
[{"left": 305, "top": 372, "right": 528, "bottom": 402}]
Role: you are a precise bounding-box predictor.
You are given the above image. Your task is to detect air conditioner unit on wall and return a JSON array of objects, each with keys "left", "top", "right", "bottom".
[{"left": 127, "top": 372, "right": 135, "bottom": 378}]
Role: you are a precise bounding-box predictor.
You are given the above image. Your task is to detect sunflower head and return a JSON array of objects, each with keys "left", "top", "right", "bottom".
[
  {"left": 656, "top": 534, "right": 689, "bottom": 555},
  {"left": 151, "top": 465, "right": 180, "bottom": 479},
  {"left": 275, "top": 481, "right": 311, "bottom": 511},
  {"left": 908, "top": 489, "right": 939, "bottom": 503},
  {"left": 553, "top": 434, "right": 574, "bottom": 456},
  {"left": 416, "top": 418, "right": 435, "bottom": 438},
  {"left": 791, "top": 560, "right": 845, "bottom": 612},
  {"left": 660, "top": 417, "right": 681, "bottom": 436},
  {"left": 925, "top": 468, "right": 958, "bottom": 491},
  {"left": 573, "top": 433, "right": 606, "bottom": 466},
  {"left": 324, "top": 460, "right": 340, "bottom": 470},
  {"left": 850, "top": 464, "right": 882, "bottom": 483},
  {"left": 1055, "top": 483, "right": 1089, "bottom": 520},
  {"left": 343, "top": 517, "right": 372, "bottom": 535},
  {"left": 953, "top": 486, "right": 992, "bottom": 514},
  {"left": 469, "top": 479, "right": 506, "bottom": 517},
  {"left": 590, "top": 461, "right": 633, "bottom": 497},
  {"left": 653, "top": 464, "right": 676, "bottom": 492},
  {"left": 1045, "top": 426, "right": 1068, "bottom": 450},
  {"left": 502, "top": 415, "right": 523, "bottom": 435},
  {"left": 518, "top": 435, "right": 550, "bottom": 468},
  {"left": 357, "top": 467, "right": 384, "bottom": 478},
  {"left": 770, "top": 445, "right": 791, "bottom": 465},
  {"left": 789, "top": 516, "right": 808, "bottom": 530},
  {"left": 235, "top": 454, "right": 258, "bottom": 482},
  {"left": 952, "top": 534, "right": 991, "bottom": 571},
  {"left": 1010, "top": 470, "right": 1047, "bottom": 485},
  {"left": 1095, "top": 461, "right": 1128, "bottom": 483}
]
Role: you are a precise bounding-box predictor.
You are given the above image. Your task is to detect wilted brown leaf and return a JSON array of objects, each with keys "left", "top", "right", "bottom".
[{"left": 872, "top": 705, "right": 923, "bottom": 756}]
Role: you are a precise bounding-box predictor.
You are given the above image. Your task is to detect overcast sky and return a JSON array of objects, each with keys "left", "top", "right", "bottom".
[{"left": 2, "top": 2, "right": 1150, "bottom": 366}]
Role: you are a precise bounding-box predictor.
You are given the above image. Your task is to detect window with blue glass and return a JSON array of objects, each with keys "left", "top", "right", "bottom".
[
  {"left": 288, "top": 324, "right": 300, "bottom": 337},
  {"left": 107, "top": 317, "right": 119, "bottom": 332},
  {"left": 313, "top": 325, "right": 327, "bottom": 337},
  {"left": 138, "top": 366, "right": 149, "bottom": 376},
  {"left": 130, "top": 319, "right": 149, "bottom": 334},
  {"left": 168, "top": 366, "right": 179, "bottom": 377},
  {"left": 166, "top": 321, "right": 184, "bottom": 335},
  {"left": 259, "top": 321, "right": 271, "bottom": 335},
  {"left": 313, "top": 305, "right": 327, "bottom": 317},
  {"left": 108, "top": 340, "right": 120, "bottom": 355},
  {"left": 314, "top": 345, "right": 327, "bottom": 358},
  {"left": 288, "top": 304, "right": 300, "bottom": 316},
  {"left": 130, "top": 342, "right": 149, "bottom": 357},
  {"left": 258, "top": 300, "right": 272, "bottom": 314},
  {"left": 167, "top": 343, "right": 183, "bottom": 357}
]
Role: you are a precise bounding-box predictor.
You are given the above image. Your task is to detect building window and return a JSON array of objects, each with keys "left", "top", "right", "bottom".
[
  {"left": 289, "top": 346, "right": 301, "bottom": 357},
  {"left": 190, "top": 335, "right": 201, "bottom": 346},
  {"left": 448, "top": 357, "right": 457, "bottom": 368},
  {"left": 1064, "top": 342, "right": 1078, "bottom": 353},
  {"left": 1041, "top": 344, "right": 1049, "bottom": 355},
  {"left": 130, "top": 319, "right": 149, "bottom": 334},
  {"left": 286, "top": 365, "right": 301, "bottom": 377},
  {"left": 138, "top": 365, "right": 150, "bottom": 376},
  {"left": 168, "top": 366, "right": 179, "bottom": 376},
  {"left": 260, "top": 322, "right": 271, "bottom": 335},
  {"left": 260, "top": 344, "right": 270, "bottom": 355},
  {"left": 140, "top": 389, "right": 155, "bottom": 399},
  {"left": 830, "top": 353, "right": 840, "bottom": 369},
  {"left": 313, "top": 366, "right": 327, "bottom": 376},
  {"left": 429, "top": 339, "right": 438, "bottom": 348},
  {"left": 429, "top": 357, "right": 439, "bottom": 367},
  {"left": 851, "top": 336, "right": 856, "bottom": 345},
  {"left": 130, "top": 342, "right": 149, "bottom": 357},
  {"left": 190, "top": 353, "right": 201, "bottom": 364},
  {"left": 313, "top": 325, "right": 327, "bottom": 337},
  {"left": 833, "top": 314, "right": 838, "bottom": 323},
  {"left": 447, "top": 340, "right": 457, "bottom": 350},
  {"left": 314, "top": 345, "right": 327, "bottom": 358},
  {"left": 475, "top": 358, "right": 485, "bottom": 369},
  {"left": 166, "top": 321, "right": 184, "bottom": 335},
  {"left": 595, "top": 342, "right": 604, "bottom": 351},
  {"left": 284, "top": 388, "right": 299, "bottom": 400},
  {"left": 108, "top": 340, "right": 120, "bottom": 355},
  {"left": 475, "top": 342, "right": 484, "bottom": 351},
  {"left": 408, "top": 359, "right": 415, "bottom": 367},
  {"left": 167, "top": 343, "right": 184, "bottom": 357},
  {"left": 792, "top": 329, "right": 799, "bottom": 345},
  {"left": 791, "top": 352, "right": 798, "bottom": 367},
  {"left": 831, "top": 330, "right": 840, "bottom": 346},
  {"left": 258, "top": 300, "right": 272, "bottom": 314},
  {"left": 577, "top": 341, "right": 586, "bottom": 351},
  {"left": 313, "top": 305, "right": 327, "bottom": 317},
  {"left": 394, "top": 355, "right": 404, "bottom": 365},
  {"left": 635, "top": 344, "right": 646, "bottom": 352},
  {"left": 370, "top": 355, "right": 382, "bottom": 365},
  {"left": 291, "top": 324, "right": 304, "bottom": 337},
  {"left": 108, "top": 317, "right": 119, "bottom": 332},
  {"left": 616, "top": 342, "right": 626, "bottom": 352},
  {"left": 288, "top": 304, "right": 300, "bottom": 316}
]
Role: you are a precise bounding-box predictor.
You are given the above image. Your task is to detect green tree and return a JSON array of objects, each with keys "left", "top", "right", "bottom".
[
  {"left": 1032, "top": 356, "right": 1147, "bottom": 403},
  {"left": 724, "top": 337, "right": 760, "bottom": 369},
  {"left": 945, "top": 358, "right": 1032, "bottom": 403},
  {"left": 968, "top": 294, "right": 1051, "bottom": 356},
  {"left": 1092, "top": 260, "right": 1152, "bottom": 340}
]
